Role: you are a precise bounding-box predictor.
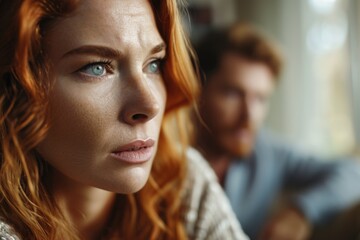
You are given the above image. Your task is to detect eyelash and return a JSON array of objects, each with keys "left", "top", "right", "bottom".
[
  {"left": 82, "top": 59, "right": 113, "bottom": 69},
  {"left": 76, "top": 59, "right": 113, "bottom": 78}
]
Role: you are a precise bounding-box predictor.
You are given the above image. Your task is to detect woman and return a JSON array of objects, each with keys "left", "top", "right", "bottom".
[{"left": 0, "top": 0, "right": 248, "bottom": 239}]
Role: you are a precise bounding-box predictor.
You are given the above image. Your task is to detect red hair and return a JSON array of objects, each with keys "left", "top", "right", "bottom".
[{"left": 0, "top": 0, "right": 198, "bottom": 239}]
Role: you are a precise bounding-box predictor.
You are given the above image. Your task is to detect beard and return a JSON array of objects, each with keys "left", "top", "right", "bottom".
[{"left": 217, "top": 124, "right": 257, "bottom": 158}]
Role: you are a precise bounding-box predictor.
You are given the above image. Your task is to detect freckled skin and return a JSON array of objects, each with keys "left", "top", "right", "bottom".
[{"left": 37, "top": 0, "right": 166, "bottom": 194}]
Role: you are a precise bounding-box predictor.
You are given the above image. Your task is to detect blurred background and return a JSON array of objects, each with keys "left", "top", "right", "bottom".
[{"left": 183, "top": 0, "right": 360, "bottom": 157}]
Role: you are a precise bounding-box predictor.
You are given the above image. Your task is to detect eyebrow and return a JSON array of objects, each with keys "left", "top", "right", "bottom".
[
  {"left": 61, "top": 43, "right": 166, "bottom": 59},
  {"left": 150, "top": 42, "right": 166, "bottom": 55}
]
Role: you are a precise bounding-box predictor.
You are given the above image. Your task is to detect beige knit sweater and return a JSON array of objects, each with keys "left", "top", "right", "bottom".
[{"left": 182, "top": 148, "right": 249, "bottom": 240}]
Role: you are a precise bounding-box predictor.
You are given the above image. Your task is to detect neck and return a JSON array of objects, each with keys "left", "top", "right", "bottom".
[{"left": 51, "top": 170, "right": 116, "bottom": 240}]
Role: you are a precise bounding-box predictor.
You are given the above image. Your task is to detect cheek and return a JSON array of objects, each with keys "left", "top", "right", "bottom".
[
  {"left": 147, "top": 79, "right": 166, "bottom": 131},
  {"left": 37, "top": 79, "right": 115, "bottom": 165},
  {"left": 201, "top": 94, "right": 237, "bottom": 131},
  {"left": 51, "top": 94, "right": 105, "bottom": 147},
  {"left": 154, "top": 80, "right": 167, "bottom": 114},
  {"left": 213, "top": 94, "right": 240, "bottom": 119}
]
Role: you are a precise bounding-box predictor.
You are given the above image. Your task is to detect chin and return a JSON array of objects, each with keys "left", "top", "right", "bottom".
[
  {"left": 115, "top": 180, "right": 148, "bottom": 194},
  {"left": 112, "top": 166, "right": 151, "bottom": 194}
]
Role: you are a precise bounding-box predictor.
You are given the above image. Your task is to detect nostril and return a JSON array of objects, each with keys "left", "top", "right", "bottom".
[
  {"left": 123, "top": 99, "right": 160, "bottom": 125},
  {"left": 132, "top": 113, "right": 147, "bottom": 121}
]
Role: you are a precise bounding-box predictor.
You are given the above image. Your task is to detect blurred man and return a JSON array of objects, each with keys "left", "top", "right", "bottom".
[{"left": 193, "top": 24, "right": 360, "bottom": 240}]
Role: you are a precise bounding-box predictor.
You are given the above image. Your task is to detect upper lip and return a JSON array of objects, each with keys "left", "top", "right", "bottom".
[{"left": 112, "top": 138, "right": 155, "bottom": 152}]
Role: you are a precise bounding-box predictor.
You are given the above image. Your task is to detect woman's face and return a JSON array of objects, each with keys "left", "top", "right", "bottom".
[{"left": 37, "top": 0, "right": 166, "bottom": 193}]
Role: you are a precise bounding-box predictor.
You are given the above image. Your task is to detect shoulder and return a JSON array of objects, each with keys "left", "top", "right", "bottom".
[
  {"left": 182, "top": 148, "right": 249, "bottom": 240},
  {"left": 186, "top": 147, "right": 219, "bottom": 183},
  {"left": 256, "top": 129, "right": 287, "bottom": 149},
  {"left": 255, "top": 129, "right": 302, "bottom": 162},
  {"left": 0, "top": 219, "right": 21, "bottom": 240},
  {"left": 184, "top": 147, "right": 230, "bottom": 204}
]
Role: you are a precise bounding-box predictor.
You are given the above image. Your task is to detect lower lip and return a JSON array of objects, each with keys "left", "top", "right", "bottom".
[{"left": 110, "top": 146, "right": 154, "bottom": 164}]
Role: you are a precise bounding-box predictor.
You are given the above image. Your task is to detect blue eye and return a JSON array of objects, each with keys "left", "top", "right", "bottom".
[
  {"left": 81, "top": 64, "right": 106, "bottom": 76},
  {"left": 79, "top": 61, "right": 112, "bottom": 77},
  {"left": 147, "top": 59, "right": 162, "bottom": 74}
]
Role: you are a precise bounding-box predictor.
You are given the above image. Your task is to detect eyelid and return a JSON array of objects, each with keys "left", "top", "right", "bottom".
[
  {"left": 77, "top": 59, "right": 113, "bottom": 73},
  {"left": 74, "top": 59, "right": 115, "bottom": 80},
  {"left": 146, "top": 50, "right": 166, "bottom": 64},
  {"left": 144, "top": 57, "right": 165, "bottom": 74}
]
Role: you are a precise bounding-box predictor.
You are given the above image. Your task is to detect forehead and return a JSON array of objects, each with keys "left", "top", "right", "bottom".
[
  {"left": 214, "top": 53, "right": 274, "bottom": 90},
  {"left": 44, "top": 0, "right": 162, "bottom": 59}
]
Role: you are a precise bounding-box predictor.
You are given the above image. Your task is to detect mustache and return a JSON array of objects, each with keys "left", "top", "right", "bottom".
[{"left": 226, "top": 121, "right": 256, "bottom": 134}]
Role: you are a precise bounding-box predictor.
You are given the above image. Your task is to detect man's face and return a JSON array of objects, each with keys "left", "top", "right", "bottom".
[{"left": 200, "top": 52, "right": 275, "bottom": 157}]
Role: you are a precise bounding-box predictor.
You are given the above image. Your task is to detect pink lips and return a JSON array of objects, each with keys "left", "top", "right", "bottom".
[{"left": 110, "top": 139, "right": 155, "bottom": 163}]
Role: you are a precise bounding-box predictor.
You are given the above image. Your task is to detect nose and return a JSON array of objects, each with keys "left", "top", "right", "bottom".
[{"left": 121, "top": 75, "right": 161, "bottom": 125}]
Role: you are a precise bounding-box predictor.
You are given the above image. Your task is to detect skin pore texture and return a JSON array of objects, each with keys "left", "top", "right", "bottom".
[
  {"left": 197, "top": 52, "right": 274, "bottom": 183},
  {"left": 35, "top": 0, "right": 166, "bottom": 238}
]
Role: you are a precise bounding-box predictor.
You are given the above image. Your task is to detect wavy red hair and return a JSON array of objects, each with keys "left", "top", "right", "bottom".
[{"left": 0, "top": 0, "right": 198, "bottom": 239}]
